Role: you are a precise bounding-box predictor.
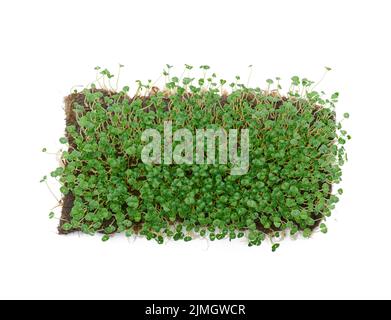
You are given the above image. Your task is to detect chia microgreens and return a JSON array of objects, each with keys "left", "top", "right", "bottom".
[{"left": 49, "top": 65, "right": 349, "bottom": 250}]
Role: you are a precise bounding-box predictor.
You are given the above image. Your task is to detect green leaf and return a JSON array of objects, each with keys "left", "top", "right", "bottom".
[
  {"left": 246, "top": 199, "right": 257, "bottom": 208},
  {"left": 59, "top": 137, "right": 68, "bottom": 144},
  {"left": 303, "top": 228, "right": 312, "bottom": 238},
  {"left": 102, "top": 235, "right": 110, "bottom": 242},
  {"left": 126, "top": 196, "right": 139, "bottom": 209},
  {"left": 331, "top": 92, "right": 339, "bottom": 100},
  {"left": 62, "top": 223, "right": 72, "bottom": 231}
]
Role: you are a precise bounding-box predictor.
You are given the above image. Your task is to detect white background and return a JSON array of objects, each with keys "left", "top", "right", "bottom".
[{"left": 0, "top": 0, "right": 390, "bottom": 300}]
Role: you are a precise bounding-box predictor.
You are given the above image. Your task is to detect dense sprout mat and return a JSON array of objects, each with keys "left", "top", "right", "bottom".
[{"left": 44, "top": 66, "right": 349, "bottom": 250}]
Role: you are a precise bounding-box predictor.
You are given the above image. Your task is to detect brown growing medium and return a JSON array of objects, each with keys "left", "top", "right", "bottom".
[{"left": 59, "top": 89, "right": 332, "bottom": 235}]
